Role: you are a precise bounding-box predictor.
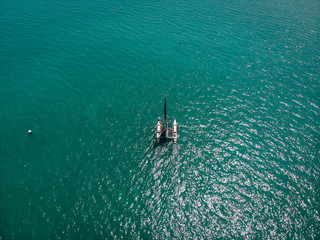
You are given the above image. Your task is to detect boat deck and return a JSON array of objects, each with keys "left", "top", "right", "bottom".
[
  {"left": 167, "top": 128, "right": 173, "bottom": 138},
  {"left": 159, "top": 121, "right": 175, "bottom": 139}
]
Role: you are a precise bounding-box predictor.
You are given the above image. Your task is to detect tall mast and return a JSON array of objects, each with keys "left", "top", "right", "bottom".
[{"left": 164, "top": 97, "right": 167, "bottom": 121}]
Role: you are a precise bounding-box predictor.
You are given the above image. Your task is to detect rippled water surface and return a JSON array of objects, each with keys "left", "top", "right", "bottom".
[{"left": 1, "top": 0, "right": 320, "bottom": 239}]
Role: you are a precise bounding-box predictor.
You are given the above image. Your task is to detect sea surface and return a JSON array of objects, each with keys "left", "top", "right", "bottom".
[{"left": 1, "top": 0, "right": 320, "bottom": 239}]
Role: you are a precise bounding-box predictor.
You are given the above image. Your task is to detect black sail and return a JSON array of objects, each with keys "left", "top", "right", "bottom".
[{"left": 164, "top": 97, "right": 167, "bottom": 121}]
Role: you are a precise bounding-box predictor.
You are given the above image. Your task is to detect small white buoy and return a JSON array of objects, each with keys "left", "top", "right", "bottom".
[{"left": 28, "top": 130, "right": 32, "bottom": 134}]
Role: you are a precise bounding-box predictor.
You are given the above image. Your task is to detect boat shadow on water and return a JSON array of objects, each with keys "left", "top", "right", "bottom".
[{"left": 153, "top": 138, "right": 174, "bottom": 148}]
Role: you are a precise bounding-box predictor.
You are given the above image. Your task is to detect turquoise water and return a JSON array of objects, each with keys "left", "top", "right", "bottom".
[{"left": 1, "top": 0, "right": 320, "bottom": 238}]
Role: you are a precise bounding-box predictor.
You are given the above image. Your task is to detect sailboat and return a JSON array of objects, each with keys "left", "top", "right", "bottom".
[{"left": 156, "top": 97, "right": 178, "bottom": 143}]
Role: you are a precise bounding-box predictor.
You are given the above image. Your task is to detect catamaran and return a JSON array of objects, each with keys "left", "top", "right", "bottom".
[{"left": 156, "top": 97, "right": 178, "bottom": 143}]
